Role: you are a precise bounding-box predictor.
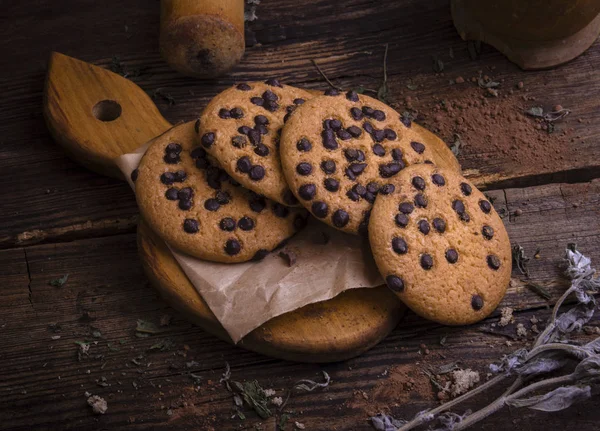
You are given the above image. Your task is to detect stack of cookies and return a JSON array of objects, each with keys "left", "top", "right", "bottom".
[{"left": 133, "top": 79, "right": 511, "bottom": 326}]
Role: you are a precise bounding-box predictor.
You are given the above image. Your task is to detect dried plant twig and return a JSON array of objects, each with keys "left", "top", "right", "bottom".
[
  {"left": 311, "top": 59, "right": 342, "bottom": 91},
  {"left": 370, "top": 246, "right": 600, "bottom": 431}
]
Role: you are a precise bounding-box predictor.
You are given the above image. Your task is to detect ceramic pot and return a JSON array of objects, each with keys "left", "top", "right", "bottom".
[{"left": 451, "top": 0, "right": 600, "bottom": 69}]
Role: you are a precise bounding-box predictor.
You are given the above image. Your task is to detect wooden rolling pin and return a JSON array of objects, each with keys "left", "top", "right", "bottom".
[{"left": 160, "top": 0, "right": 245, "bottom": 78}]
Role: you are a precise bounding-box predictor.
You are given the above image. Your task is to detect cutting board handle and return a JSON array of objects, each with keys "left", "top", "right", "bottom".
[{"left": 43, "top": 52, "right": 172, "bottom": 179}]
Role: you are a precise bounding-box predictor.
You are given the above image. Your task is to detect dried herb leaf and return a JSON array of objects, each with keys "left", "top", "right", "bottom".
[
  {"left": 431, "top": 411, "right": 471, "bottom": 431},
  {"left": 477, "top": 78, "right": 500, "bottom": 89},
  {"left": 107, "top": 343, "right": 119, "bottom": 352},
  {"left": 544, "top": 109, "right": 570, "bottom": 123},
  {"left": 279, "top": 413, "right": 290, "bottom": 430},
  {"left": 525, "top": 282, "right": 551, "bottom": 300},
  {"left": 506, "top": 385, "right": 591, "bottom": 412},
  {"left": 221, "top": 362, "right": 232, "bottom": 391},
  {"left": 292, "top": 371, "right": 330, "bottom": 393},
  {"left": 516, "top": 355, "right": 568, "bottom": 377},
  {"left": 221, "top": 364, "right": 273, "bottom": 419},
  {"left": 555, "top": 300, "right": 596, "bottom": 334},
  {"left": 406, "top": 82, "right": 418, "bottom": 91},
  {"left": 434, "top": 361, "right": 461, "bottom": 375},
  {"left": 422, "top": 369, "right": 445, "bottom": 392},
  {"left": 439, "top": 335, "right": 447, "bottom": 346},
  {"left": 573, "top": 355, "right": 600, "bottom": 379},
  {"left": 370, "top": 413, "right": 406, "bottom": 430},
  {"left": 489, "top": 348, "right": 528, "bottom": 374},
  {"left": 148, "top": 338, "right": 175, "bottom": 352},
  {"left": 238, "top": 380, "right": 272, "bottom": 419},
  {"left": 583, "top": 337, "right": 600, "bottom": 355},
  {"left": 135, "top": 319, "right": 167, "bottom": 335},
  {"left": 280, "top": 371, "right": 331, "bottom": 410},
  {"left": 512, "top": 245, "right": 530, "bottom": 277},
  {"left": 525, "top": 106, "right": 544, "bottom": 118},
  {"left": 450, "top": 134, "right": 463, "bottom": 157},
  {"left": 49, "top": 274, "right": 69, "bottom": 288}
]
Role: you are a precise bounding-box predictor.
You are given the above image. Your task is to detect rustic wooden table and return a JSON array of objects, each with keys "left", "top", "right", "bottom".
[{"left": 1, "top": 1, "right": 599, "bottom": 430}]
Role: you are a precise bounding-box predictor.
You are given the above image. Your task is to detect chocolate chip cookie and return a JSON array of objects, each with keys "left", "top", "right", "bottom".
[
  {"left": 279, "top": 90, "right": 460, "bottom": 235},
  {"left": 368, "top": 164, "right": 511, "bottom": 325},
  {"left": 196, "top": 80, "right": 313, "bottom": 206},
  {"left": 135, "top": 122, "right": 308, "bottom": 263}
]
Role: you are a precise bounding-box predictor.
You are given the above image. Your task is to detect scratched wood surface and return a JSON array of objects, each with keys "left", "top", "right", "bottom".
[{"left": 1, "top": 0, "right": 600, "bottom": 430}]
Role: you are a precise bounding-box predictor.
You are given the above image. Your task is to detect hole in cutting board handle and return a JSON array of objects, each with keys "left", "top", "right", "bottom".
[{"left": 92, "top": 100, "right": 122, "bottom": 122}]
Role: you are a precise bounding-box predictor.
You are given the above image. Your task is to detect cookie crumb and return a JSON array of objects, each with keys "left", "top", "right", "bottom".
[
  {"left": 498, "top": 307, "right": 514, "bottom": 327},
  {"left": 516, "top": 323, "right": 528, "bottom": 337},
  {"left": 450, "top": 369, "right": 480, "bottom": 397},
  {"left": 87, "top": 395, "right": 108, "bottom": 415}
]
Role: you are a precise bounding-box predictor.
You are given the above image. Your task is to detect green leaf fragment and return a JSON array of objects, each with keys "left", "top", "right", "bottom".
[
  {"left": 49, "top": 274, "right": 69, "bottom": 288},
  {"left": 148, "top": 338, "right": 176, "bottom": 352}
]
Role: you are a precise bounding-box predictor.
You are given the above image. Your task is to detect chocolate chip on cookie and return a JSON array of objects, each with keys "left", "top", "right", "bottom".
[
  {"left": 369, "top": 164, "right": 511, "bottom": 325},
  {"left": 183, "top": 219, "right": 199, "bottom": 234},
  {"left": 385, "top": 275, "right": 405, "bottom": 292}
]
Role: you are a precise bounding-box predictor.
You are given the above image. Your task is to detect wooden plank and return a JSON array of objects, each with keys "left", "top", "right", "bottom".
[
  {"left": 1, "top": 180, "right": 599, "bottom": 429},
  {"left": 1, "top": 0, "right": 600, "bottom": 248}
]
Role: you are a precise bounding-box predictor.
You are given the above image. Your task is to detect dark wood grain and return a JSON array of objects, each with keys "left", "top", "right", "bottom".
[
  {"left": 2, "top": 0, "right": 600, "bottom": 430},
  {"left": 2, "top": 0, "right": 600, "bottom": 248},
  {"left": 1, "top": 180, "right": 599, "bottom": 430}
]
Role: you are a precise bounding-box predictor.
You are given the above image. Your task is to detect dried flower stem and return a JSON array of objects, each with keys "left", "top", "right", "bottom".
[
  {"left": 395, "top": 375, "right": 507, "bottom": 431},
  {"left": 311, "top": 59, "right": 343, "bottom": 91},
  {"left": 379, "top": 248, "right": 599, "bottom": 431},
  {"left": 454, "top": 374, "right": 575, "bottom": 430},
  {"left": 452, "top": 274, "right": 592, "bottom": 430},
  {"left": 534, "top": 285, "right": 580, "bottom": 348}
]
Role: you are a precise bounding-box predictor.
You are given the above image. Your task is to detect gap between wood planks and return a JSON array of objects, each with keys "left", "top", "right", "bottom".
[{"left": 2, "top": 175, "right": 598, "bottom": 251}]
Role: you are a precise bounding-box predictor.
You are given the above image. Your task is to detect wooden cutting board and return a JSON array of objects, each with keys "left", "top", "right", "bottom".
[{"left": 43, "top": 52, "right": 406, "bottom": 362}]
